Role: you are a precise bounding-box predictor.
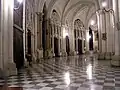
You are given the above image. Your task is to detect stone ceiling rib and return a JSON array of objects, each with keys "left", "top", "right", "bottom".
[
  {"left": 71, "top": 5, "right": 89, "bottom": 24},
  {"left": 84, "top": 4, "right": 96, "bottom": 27},
  {"left": 46, "top": 0, "right": 100, "bottom": 25},
  {"left": 63, "top": 1, "right": 94, "bottom": 18},
  {"left": 61, "top": 0, "right": 70, "bottom": 24},
  {"left": 47, "top": 0, "right": 58, "bottom": 18},
  {"left": 62, "top": 1, "right": 94, "bottom": 23}
]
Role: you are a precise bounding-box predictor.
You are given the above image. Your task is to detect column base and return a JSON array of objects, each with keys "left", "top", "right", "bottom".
[
  {"left": 105, "top": 52, "right": 112, "bottom": 60},
  {"left": 85, "top": 51, "right": 90, "bottom": 54},
  {"left": 4, "top": 62, "right": 17, "bottom": 76},
  {"left": 98, "top": 53, "right": 105, "bottom": 60},
  {"left": 52, "top": 52, "right": 55, "bottom": 57},
  {"left": 61, "top": 51, "right": 67, "bottom": 57},
  {"left": 98, "top": 52, "right": 112, "bottom": 60},
  {"left": 32, "top": 54, "right": 37, "bottom": 64},
  {"left": 37, "top": 49, "right": 43, "bottom": 59},
  {"left": 45, "top": 49, "right": 53, "bottom": 59},
  {"left": 111, "top": 55, "right": 120, "bottom": 66},
  {"left": 69, "top": 51, "right": 76, "bottom": 56}
]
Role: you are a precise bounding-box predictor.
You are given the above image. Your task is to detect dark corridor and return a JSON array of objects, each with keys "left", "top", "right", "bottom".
[
  {"left": 78, "top": 39, "right": 83, "bottom": 54},
  {"left": 54, "top": 37, "right": 59, "bottom": 57},
  {"left": 89, "top": 27, "right": 93, "bottom": 50},
  {"left": 66, "top": 36, "right": 70, "bottom": 55}
]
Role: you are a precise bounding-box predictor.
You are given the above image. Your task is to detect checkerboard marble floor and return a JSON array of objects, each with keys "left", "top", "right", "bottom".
[{"left": 0, "top": 55, "right": 120, "bottom": 90}]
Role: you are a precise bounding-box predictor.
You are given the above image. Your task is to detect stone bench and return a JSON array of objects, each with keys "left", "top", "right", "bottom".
[{"left": 111, "top": 55, "right": 120, "bottom": 66}]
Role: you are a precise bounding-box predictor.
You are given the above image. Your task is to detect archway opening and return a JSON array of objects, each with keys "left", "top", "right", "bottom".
[
  {"left": 66, "top": 36, "right": 70, "bottom": 56},
  {"left": 89, "top": 27, "right": 93, "bottom": 50},
  {"left": 42, "top": 4, "right": 47, "bottom": 57},
  {"left": 78, "top": 39, "right": 83, "bottom": 54},
  {"left": 13, "top": 0, "right": 24, "bottom": 70},
  {"left": 51, "top": 9, "right": 61, "bottom": 57},
  {"left": 54, "top": 37, "right": 59, "bottom": 57},
  {"left": 74, "top": 19, "right": 85, "bottom": 54}
]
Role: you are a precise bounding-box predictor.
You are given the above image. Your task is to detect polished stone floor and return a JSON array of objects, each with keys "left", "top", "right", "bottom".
[{"left": 0, "top": 55, "right": 120, "bottom": 90}]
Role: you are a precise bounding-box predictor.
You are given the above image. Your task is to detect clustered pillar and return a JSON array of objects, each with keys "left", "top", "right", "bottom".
[
  {"left": 36, "top": 12, "right": 43, "bottom": 59},
  {"left": 97, "top": 9, "right": 114, "bottom": 56},
  {"left": 0, "top": 0, "right": 16, "bottom": 75}
]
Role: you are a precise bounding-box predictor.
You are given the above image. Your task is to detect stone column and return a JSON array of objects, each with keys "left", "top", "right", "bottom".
[
  {"left": 96, "top": 11, "right": 102, "bottom": 53},
  {"left": 82, "top": 31, "right": 85, "bottom": 53},
  {"left": 23, "top": 0, "right": 26, "bottom": 61},
  {"left": 36, "top": 13, "right": 40, "bottom": 49},
  {"left": 111, "top": 0, "right": 120, "bottom": 66},
  {"left": 113, "top": 0, "right": 120, "bottom": 55},
  {"left": 45, "top": 18, "right": 51, "bottom": 58},
  {"left": 97, "top": 10, "right": 107, "bottom": 53},
  {"left": 31, "top": 27, "right": 35, "bottom": 60},
  {"left": 106, "top": 11, "right": 114, "bottom": 53},
  {"left": 0, "top": 0, "right": 16, "bottom": 75},
  {"left": 36, "top": 12, "right": 43, "bottom": 49},
  {"left": 0, "top": 0, "right": 3, "bottom": 69},
  {"left": 58, "top": 25, "right": 61, "bottom": 56},
  {"left": 39, "top": 13, "right": 43, "bottom": 50},
  {"left": 36, "top": 12, "right": 43, "bottom": 59},
  {"left": 61, "top": 25, "right": 67, "bottom": 56},
  {"left": 52, "top": 24, "right": 55, "bottom": 56},
  {"left": 102, "top": 10, "right": 107, "bottom": 53},
  {"left": 98, "top": 9, "right": 115, "bottom": 53},
  {"left": 69, "top": 26, "right": 75, "bottom": 56},
  {"left": 92, "top": 31, "right": 95, "bottom": 50},
  {"left": 76, "top": 30, "right": 78, "bottom": 54},
  {"left": 85, "top": 30, "right": 89, "bottom": 52}
]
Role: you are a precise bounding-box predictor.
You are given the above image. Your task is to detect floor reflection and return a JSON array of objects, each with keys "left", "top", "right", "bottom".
[{"left": 0, "top": 54, "right": 120, "bottom": 90}]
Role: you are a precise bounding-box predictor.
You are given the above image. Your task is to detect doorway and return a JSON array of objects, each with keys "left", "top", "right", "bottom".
[
  {"left": 42, "top": 4, "right": 47, "bottom": 57},
  {"left": 13, "top": 27, "right": 24, "bottom": 70},
  {"left": 89, "top": 27, "right": 93, "bottom": 50},
  {"left": 27, "top": 30, "right": 32, "bottom": 56},
  {"left": 66, "top": 36, "right": 70, "bottom": 55},
  {"left": 78, "top": 39, "right": 83, "bottom": 54},
  {"left": 54, "top": 37, "right": 59, "bottom": 57}
]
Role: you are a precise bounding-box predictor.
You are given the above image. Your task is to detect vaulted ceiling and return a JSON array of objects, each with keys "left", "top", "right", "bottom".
[{"left": 35, "top": 0, "right": 105, "bottom": 28}]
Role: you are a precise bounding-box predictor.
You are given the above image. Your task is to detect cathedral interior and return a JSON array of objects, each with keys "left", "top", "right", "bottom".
[{"left": 0, "top": 0, "right": 120, "bottom": 90}]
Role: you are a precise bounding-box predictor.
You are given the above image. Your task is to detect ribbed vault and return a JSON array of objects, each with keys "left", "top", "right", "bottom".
[{"left": 35, "top": 0, "right": 100, "bottom": 28}]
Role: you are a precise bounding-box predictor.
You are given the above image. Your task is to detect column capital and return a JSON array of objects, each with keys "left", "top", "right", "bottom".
[{"left": 36, "top": 12, "right": 43, "bottom": 21}]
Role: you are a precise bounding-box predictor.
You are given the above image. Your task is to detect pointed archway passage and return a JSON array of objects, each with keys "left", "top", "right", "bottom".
[
  {"left": 78, "top": 39, "right": 83, "bottom": 54},
  {"left": 54, "top": 37, "right": 59, "bottom": 57},
  {"left": 27, "top": 30, "right": 32, "bottom": 56},
  {"left": 13, "top": 27, "right": 24, "bottom": 70},
  {"left": 42, "top": 4, "right": 47, "bottom": 57},
  {"left": 66, "top": 36, "right": 70, "bottom": 56},
  {"left": 89, "top": 27, "right": 93, "bottom": 50}
]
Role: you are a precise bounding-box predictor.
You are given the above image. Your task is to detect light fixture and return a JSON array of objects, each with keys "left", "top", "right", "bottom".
[
  {"left": 14, "top": 0, "right": 23, "bottom": 10},
  {"left": 63, "top": 27, "right": 68, "bottom": 38},
  {"left": 91, "top": 20, "right": 95, "bottom": 25},
  {"left": 17, "top": 0, "right": 23, "bottom": 3},
  {"left": 89, "top": 35, "right": 91, "bottom": 39},
  {"left": 102, "top": 1, "right": 107, "bottom": 8}
]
